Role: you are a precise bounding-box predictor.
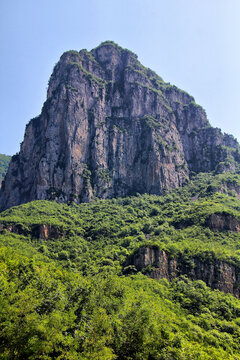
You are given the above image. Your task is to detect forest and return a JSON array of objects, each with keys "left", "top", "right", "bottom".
[
  {"left": 1, "top": 172, "right": 240, "bottom": 359},
  {"left": 0, "top": 154, "right": 11, "bottom": 185}
]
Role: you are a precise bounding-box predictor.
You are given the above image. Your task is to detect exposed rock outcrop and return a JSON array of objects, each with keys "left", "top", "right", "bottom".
[
  {"left": 206, "top": 213, "right": 240, "bottom": 232},
  {"left": 1, "top": 41, "right": 240, "bottom": 210},
  {"left": 125, "top": 246, "right": 240, "bottom": 297},
  {"left": 172, "top": 212, "right": 240, "bottom": 231},
  {"left": 0, "top": 222, "right": 65, "bottom": 239}
]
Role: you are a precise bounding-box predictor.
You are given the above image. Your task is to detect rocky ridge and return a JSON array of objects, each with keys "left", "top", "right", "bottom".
[
  {"left": 125, "top": 246, "right": 240, "bottom": 297},
  {"left": 1, "top": 41, "right": 240, "bottom": 210}
]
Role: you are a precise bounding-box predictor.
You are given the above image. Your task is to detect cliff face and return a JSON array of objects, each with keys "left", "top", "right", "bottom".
[
  {"left": 126, "top": 247, "right": 240, "bottom": 297},
  {"left": 1, "top": 41, "right": 240, "bottom": 210},
  {"left": 0, "top": 222, "right": 65, "bottom": 240},
  {"left": 206, "top": 213, "right": 240, "bottom": 232}
]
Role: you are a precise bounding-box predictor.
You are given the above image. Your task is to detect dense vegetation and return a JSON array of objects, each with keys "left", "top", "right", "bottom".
[
  {"left": 0, "top": 154, "right": 11, "bottom": 184},
  {"left": 1, "top": 172, "right": 240, "bottom": 359}
]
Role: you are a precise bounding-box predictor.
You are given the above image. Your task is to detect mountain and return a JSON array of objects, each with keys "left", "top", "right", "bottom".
[
  {"left": 2, "top": 42, "right": 240, "bottom": 358},
  {"left": 1, "top": 41, "right": 240, "bottom": 210},
  {"left": 0, "top": 154, "right": 11, "bottom": 188}
]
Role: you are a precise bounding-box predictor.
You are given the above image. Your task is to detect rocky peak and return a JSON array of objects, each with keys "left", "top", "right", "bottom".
[
  {"left": 1, "top": 41, "right": 240, "bottom": 210},
  {"left": 91, "top": 41, "right": 135, "bottom": 81}
]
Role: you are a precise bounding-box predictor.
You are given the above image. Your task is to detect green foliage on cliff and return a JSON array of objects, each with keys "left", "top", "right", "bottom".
[
  {"left": 0, "top": 154, "right": 11, "bottom": 182},
  {"left": 70, "top": 61, "right": 106, "bottom": 88},
  {"left": 2, "top": 172, "right": 240, "bottom": 358}
]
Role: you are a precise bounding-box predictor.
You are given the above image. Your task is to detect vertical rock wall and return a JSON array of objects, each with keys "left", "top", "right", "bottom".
[{"left": 1, "top": 41, "right": 240, "bottom": 210}]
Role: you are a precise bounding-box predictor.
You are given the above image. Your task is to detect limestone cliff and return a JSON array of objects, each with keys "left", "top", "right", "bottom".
[
  {"left": 125, "top": 246, "right": 240, "bottom": 297},
  {"left": 1, "top": 41, "right": 240, "bottom": 210}
]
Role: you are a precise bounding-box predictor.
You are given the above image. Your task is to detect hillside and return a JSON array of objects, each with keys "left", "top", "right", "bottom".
[
  {"left": 1, "top": 41, "right": 240, "bottom": 359},
  {"left": 1, "top": 172, "right": 240, "bottom": 358},
  {"left": 1, "top": 41, "right": 240, "bottom": 210}
]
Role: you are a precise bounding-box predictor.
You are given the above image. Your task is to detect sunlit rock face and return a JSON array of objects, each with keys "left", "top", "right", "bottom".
[
  {"left": 125, "top": 247, "right": 240, "bottom": 297},
  {"left": 1, "top": 41, "right": 240, "bottom": 210}
]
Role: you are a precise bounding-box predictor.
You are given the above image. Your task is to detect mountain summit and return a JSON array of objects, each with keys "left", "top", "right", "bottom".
[{"left": 1, "top": 41, "right": 240, "bottom": 210}]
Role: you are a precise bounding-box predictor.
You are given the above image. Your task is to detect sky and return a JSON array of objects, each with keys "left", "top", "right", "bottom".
[{"left": 0, "top": 0, "right": 239, "bottom": 155}]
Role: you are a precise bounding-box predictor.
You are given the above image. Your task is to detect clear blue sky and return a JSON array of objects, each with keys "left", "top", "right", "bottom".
[{"left": 0, "top": 0, "right": 239, "bottom": 155}]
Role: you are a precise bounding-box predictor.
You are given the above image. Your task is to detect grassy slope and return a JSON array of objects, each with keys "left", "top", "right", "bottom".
[{"left": 1, "top": 172, "right": 240, "bottom": 358}]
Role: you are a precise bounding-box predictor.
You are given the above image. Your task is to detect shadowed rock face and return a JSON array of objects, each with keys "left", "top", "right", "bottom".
[
  {"left": 0, "top": 222, "right": 65, "bottom": 239},
  {"left": 206, "top": 213, "right": 240, "bottom": 232},
  {"left": 125, "top": 247, "right": 240, "bottom": 297},
  {"left": 1, "top": 41, "right": 240, "bottom": 210}
]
